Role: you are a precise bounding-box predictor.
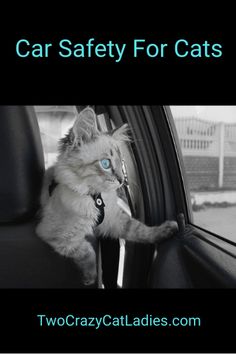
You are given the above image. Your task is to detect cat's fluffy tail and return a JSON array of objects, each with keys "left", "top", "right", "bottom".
[{"left": 40, "top": 166, "right": 55, "bottom": 208}]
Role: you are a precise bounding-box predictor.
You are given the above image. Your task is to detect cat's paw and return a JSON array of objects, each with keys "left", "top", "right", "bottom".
[
  {"left": 83, "top": 276, "right": 97, "bottom": 286},
  {"left": 155, "top": 220, "right": 179, "bottom": 243},
  {"left": 74, "top": 258, "right": 97, "bottom": 286},
  {"left": 82, "top": 268, "right": 97, "bottom": 286}
]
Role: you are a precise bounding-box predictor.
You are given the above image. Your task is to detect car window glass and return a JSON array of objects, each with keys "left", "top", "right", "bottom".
[{"left": 170, "top": 106, "right": 236, "bottom": 243}]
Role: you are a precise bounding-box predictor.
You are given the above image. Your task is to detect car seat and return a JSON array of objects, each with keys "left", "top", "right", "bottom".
[{"left": 0, "top": 106, "right": 97, "bottom": 288}]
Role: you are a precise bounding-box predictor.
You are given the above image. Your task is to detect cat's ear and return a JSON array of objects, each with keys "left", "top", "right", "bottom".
[
  {"left": 111, "top": 124, "right": 130, "bottom": 142},
  {"left": 72, "top": 107, "right": 98, "bottom": 144}
]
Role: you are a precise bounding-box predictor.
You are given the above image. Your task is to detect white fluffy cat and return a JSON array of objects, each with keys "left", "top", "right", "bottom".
[{"left": 36, "top": 107, "right": 178, "bottom": 285}]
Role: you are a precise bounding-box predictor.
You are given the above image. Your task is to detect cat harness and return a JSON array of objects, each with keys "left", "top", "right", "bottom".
[{"left": 49, "top": 179, "right": 105, "bottom": 226}]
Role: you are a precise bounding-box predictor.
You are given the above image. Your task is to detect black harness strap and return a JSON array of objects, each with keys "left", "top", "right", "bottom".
[
  {"left": 48, "top": 179, "right": 105, "bottom": 226},
  {"left": 92, "top": 193, "right": 105, "bottom": 225}
]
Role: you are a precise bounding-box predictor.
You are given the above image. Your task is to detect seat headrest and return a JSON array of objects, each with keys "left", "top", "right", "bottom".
[{"left": 0, "top": 106, "right": 45, "bottom": 223}]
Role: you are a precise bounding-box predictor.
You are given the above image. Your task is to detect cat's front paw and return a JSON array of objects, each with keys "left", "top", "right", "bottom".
[
  {"left": 82, "top": 268, "right": 97, "bottom": 286},
  {"left": 83, "top": 276, "right": 97, "bottom": 286},
  {"left": 74, "top": 258, "right": 97, "bottom": 286},
  {"left": 155, "top": 220, "right": 179, "bottom": 243}
]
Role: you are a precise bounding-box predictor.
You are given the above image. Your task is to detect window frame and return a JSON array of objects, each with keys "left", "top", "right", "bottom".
[{"left": 107, "top": 105, "right": 190, "bottom": 287}]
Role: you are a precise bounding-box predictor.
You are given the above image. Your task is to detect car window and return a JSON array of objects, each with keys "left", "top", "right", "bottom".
[
  {"left": 35, "top": 106, "right": 77, "bottom": 168},
  {"left": 170, "top": 106, "right": 236, "bottom": 243}
]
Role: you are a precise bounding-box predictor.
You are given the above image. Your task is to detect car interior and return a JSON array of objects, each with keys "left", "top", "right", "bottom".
[{"left": 0, "top": 105, "right": 236, "bottom": 288}]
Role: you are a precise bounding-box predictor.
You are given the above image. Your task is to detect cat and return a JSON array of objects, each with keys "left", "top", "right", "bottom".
[{"left": 36, "top": 107, "right": 178, "bottom": 285}]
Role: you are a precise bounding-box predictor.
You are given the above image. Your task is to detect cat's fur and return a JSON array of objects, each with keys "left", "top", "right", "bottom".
[{"left": 36, "top": 107, "right": 178, "bottom": 285}]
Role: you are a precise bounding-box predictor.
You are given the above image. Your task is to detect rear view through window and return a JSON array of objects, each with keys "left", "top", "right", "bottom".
[{"left": 170, "top": 106, "right": 236, "bottom": 243}]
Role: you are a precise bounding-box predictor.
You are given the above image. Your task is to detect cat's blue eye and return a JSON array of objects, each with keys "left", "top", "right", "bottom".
[{"left": 100, "top": 159, "right": 111, "bottom": 170}]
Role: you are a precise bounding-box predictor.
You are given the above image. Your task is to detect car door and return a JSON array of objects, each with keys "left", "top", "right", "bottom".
[
  {"left": 101, "top": 105, "right": 236, "bottom": 288},
  {"left": 154, "top": 105, "right": 236, "bottom": 289}
]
